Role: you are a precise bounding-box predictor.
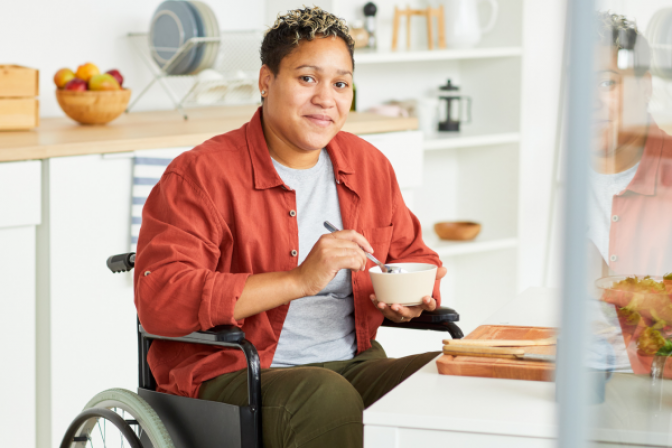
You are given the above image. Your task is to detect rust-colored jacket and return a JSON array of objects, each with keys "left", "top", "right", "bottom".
[{"left": 134, "top": 108, "right": 442, "bottom": 397}]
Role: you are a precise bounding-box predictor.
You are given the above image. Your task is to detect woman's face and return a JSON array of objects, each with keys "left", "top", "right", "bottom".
[
  {"left": 259, "top": 36, "right": 354, "bottom": 153},
  {"left": 592, "top": 45, "right": 650, "bottom": 161}
]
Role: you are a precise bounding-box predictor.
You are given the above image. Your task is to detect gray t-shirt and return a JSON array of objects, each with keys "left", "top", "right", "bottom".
[
  {"left": 270, "top": 149, "right": 357, "bottom": 367},
  {"left": 588, "top": 162, "right": 640, "bottom": 373},
  {"left": 588, "top": 162, "right": 639, "bottom": 263}
]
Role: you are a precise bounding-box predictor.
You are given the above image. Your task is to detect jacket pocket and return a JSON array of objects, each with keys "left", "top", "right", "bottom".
[{"left": 362, "top": 225, "right": 394, "bottom": 262}]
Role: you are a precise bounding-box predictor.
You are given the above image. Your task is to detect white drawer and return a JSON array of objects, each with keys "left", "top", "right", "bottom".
[
  {"left": 0, "top": 160, "right": 41, "bottom": 228},
  {"left": 359, "top": 131, "right": 423, "bottom": 189}
]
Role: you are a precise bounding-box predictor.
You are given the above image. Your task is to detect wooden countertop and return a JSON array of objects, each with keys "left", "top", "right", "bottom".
[{"left": 0, "top": 105, "right": 418, "bottom": 162}]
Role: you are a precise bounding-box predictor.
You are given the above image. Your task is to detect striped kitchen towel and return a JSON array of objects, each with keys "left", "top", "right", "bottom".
[{"left": 131, "top": 147, "right": 190, "bottom": 252}]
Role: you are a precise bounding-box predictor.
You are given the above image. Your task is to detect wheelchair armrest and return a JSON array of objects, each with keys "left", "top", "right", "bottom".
[
  {"left": 139, "top": 324, "right": 246, "bottom": 347},
  {"left": 380, "top": 308, "right": 463, "bottom": 339},
  {"left": 414, "top": 307, "right": 459, "bottom": 323},
  {"left": 138, "top": 324, "right": 262, "bottom": 417},
  {"left": 186, "top": 325, "right": 246, "bottom": 345}
]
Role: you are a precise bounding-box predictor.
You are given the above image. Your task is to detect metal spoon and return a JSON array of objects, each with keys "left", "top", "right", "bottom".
[{"left": 323, "top": 221, "right": 402, "bottom": 274}]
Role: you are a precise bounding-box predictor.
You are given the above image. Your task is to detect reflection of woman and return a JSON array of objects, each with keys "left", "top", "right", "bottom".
[
  {"left": 589, "top": 13, "right": 672, "bottom": 373},
  {"left": 135, "top": 8, "right": 445, "bottom": 447}
]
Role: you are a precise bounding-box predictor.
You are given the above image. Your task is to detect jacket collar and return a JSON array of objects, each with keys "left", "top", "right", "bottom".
[
  {"left": 245, "top": 107, "right": 355, "bottom": 190},
  {"left": 623, "top": 119, "right": 665, "bottom": 196}
]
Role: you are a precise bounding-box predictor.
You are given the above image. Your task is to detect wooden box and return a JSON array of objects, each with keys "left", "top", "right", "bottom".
[
  {"left": 0, "top": 65, "right": 39, "bottom": 130},
  {"left": 437, "top": 325, "right": 556, "bottom": 382},
  {"left": 0, "top": 98, "right": 39, "bottom": 131},
  {"left": 0, "top": 65, "right": 39, "bottom": 97}
]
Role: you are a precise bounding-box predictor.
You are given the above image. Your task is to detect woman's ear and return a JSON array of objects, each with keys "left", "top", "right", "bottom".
[{"left": 258, "top": 65, "right": 273, "bottom": 100}]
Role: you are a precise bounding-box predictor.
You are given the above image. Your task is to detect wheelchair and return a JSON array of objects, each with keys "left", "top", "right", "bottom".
[{"left": 59, "top": 252, "right": 464, "bottom": 448}]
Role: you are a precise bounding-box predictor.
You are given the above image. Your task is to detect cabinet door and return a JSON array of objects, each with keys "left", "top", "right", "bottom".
[
  {"left": 0, "top": 160, "right": 41, "bottom": 448},
  {"left": 44, "top": 154, "right": 137, "bottom": 447},
  {"left": 359, "top": 130, "right": 424, "bottom": 190},
  {"left": 360, "top": 130, "right": 423, "bottom": 211}
]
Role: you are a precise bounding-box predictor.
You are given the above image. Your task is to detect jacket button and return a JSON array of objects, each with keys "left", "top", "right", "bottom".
[
  {"left": 291, "top": 250, "right": 298, "bottom": 257},
  {"left": 144, "top": 271, "right": 151, "bottom": 276},
  {"left": 289, "top": 210, "right": 297, "bottom": 217},
  {"left": 610, "top": 255, "right": 618, "bottom": 262},
  {"left": 612, "top": 215, "right": 619, "bottom": 222}
]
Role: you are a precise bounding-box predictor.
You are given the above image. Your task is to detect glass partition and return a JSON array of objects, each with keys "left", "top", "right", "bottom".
[{"left": 559, "top": 0, "right": 672, "bottom": 446}]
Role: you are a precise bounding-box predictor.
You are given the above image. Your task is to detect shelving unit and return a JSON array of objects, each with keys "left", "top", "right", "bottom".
[
  {"left": 425, "top": 233, "right": 519, "bottom": 258},
  {"left": 353, "top": 46, "right": 522, "bottom": 64},
  {"left": 336, "top": 0, "right": 525, "bottom": 337},
  {"left": 423, "top": 130, "right": 521, "bottom": 151}
]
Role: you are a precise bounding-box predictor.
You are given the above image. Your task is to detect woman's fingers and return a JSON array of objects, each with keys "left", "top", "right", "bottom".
[
  {"left": 419, "top": 296, "right": 437, "bottom": 311},
  {"left": 436, "top": 266, "right": 447, "bottom": 280},
  {"left": 370, "top": 294, "right": 426, "bottom": 321},
  {"left": 330, "top": 229, "right": 374, "bottom": 254}
]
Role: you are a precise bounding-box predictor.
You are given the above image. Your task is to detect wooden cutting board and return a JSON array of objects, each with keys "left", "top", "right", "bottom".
[{"left": 436, "top": 325, "right": 557, "bottom": 382}]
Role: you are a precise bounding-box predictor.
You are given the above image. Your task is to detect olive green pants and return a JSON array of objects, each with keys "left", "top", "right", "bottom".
[{"left": 199, "top": 341, "right": 440, "bottom": 448}]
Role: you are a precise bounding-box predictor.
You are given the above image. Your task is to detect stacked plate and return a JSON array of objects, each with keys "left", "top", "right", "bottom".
[{"left": 149, "top": 1, "right": 220, "bottom": 75}]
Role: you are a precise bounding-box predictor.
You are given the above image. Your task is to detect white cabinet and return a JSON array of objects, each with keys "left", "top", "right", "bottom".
[
  {"left": 38, "top": 155, "right": 137, "bottom": 447},
  {"left": 0, "top": 160, "right": 41, "bottom": 448}
]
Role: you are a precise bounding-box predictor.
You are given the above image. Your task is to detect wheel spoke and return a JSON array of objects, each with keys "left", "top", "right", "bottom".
[{"left": 96, "top": 419, "right": 105, "bottom": 448}]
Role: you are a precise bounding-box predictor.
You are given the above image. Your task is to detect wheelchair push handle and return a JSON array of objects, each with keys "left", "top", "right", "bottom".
[{"left": 107, "top": 253, "right": 136, "bottom": 273}]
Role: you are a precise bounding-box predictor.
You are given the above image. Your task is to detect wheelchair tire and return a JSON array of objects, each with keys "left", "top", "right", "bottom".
[{"left": 66, "top": 388, "right": 175, "bottom": 448}]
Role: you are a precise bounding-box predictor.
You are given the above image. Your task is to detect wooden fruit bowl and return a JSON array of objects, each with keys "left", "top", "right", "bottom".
[
  {"left": 434, "top": 221, "right": 482, "bottom": 241},
  {"left": 55, "top": 89, "right": 131, "bottom": 125}
]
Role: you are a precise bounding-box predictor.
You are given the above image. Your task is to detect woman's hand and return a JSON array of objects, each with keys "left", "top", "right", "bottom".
[
  {"left": 370, "top": 266, "right": 447, "bottom": 323},
  {"left": 294, "top": 230, "right": 374, "bottom": 297}
]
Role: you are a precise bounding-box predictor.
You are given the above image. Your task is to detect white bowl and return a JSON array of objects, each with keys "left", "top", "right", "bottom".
[{"left": 369, "top": 263, "right": 438, "bottom": 306}]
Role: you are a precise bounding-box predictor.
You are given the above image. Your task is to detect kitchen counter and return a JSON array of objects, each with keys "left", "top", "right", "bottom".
[{"left": 0, "top": 105, "right": 418, "bottom": 162}]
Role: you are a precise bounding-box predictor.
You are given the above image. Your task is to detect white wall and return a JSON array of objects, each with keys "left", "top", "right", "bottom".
[
  {"left": 516, "top": 0, "right": 566, "bottom": 291},
  {"left": 0, "top": 0, "right": 265, "bottom": 118}
]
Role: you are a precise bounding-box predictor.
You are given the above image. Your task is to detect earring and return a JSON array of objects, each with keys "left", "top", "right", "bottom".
[{"left": 261, "top": 90, "right": 266, "bottom": 95}]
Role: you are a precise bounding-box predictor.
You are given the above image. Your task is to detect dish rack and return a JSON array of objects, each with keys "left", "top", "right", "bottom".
[{"left": 127, "top": 30, "right": 263, "bottom": 119}]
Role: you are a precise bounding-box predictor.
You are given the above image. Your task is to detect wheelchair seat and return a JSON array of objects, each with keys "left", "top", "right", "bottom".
[{"left": 59, "top": 253, "right": 462, "bottom": 448}]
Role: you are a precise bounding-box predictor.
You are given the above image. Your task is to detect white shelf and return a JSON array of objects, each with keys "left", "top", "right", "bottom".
[
  {"left": 424, "top": 232, "right": 519, "bottom": 257},
  {"left": 354, "top": 46, "right": 522, "bottom": 65},
  {"left": 423, "top": 131, "right": 521, "bottom": 151}
]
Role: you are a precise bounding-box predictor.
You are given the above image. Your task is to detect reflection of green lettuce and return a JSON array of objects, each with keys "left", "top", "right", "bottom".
[
  {"left": 638, "top": 327, "right": 666, "bottom": 355},
  {"left": 613, "top": 276, "right": 666, "bottom": 292},
  {"left": 656, "top": 339, "right": 672, "bottom": 357},
  {"left": 618, "top": 307, "right": 641, "bottom": 325}
]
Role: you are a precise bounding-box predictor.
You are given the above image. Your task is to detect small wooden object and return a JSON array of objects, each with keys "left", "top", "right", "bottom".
[
  {"left": 443, "top": 336, "right": 557, "bottom": 347},
  {"left": 392, "top": 5, "right": 446, "bottom": 51},
  {"left": 436, "top": 325, "right": 557, "bottom": 382},
  {"left": 56, "top": 89, "right": 132, "bottom": 125},
  {"left": 434, "top": 221, "right": 481, "bottom": 241},
  {"left": 0, "top": 65, "right": 39, "bottom": 130}
]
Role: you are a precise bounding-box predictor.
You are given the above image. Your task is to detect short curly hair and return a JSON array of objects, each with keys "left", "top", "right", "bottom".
[
  {"left": 596, "top": 11, "right": 650, "bottom": 76},
  {"left": 260, "top": 7, "right": 355, "bottom": 75}
]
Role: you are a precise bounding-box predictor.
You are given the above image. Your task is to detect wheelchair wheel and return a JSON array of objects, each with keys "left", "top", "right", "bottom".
[{"left": 60, "top": 388, "right": 174, "bottom": 448}]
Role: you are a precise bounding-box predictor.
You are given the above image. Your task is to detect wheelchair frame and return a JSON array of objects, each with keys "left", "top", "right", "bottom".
[{"left": 61, "top": 253, "right": 463, "bottom": 448}]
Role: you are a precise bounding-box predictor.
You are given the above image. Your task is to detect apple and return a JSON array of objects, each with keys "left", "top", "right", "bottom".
[
  {"left": 89, "top": 73, "right": 120, "bottom": 91},
  {"left": 64, "top": 78, "right": 88, "bottom": 91},
  {"left": 105, "top": 69, "right": 124, "bottom": 88},
  {"left": 53, "top": 68, "right": 75, "bottom": 89}
]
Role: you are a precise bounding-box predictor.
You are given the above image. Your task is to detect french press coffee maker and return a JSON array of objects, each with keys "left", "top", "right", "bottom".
[{"left": 438, "top": 79, "right": 472, "bottom": 132}]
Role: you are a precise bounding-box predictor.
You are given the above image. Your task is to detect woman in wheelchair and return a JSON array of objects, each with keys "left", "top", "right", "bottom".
[{"left": 127, "top": 7, "right": 447, "bottom": 448}]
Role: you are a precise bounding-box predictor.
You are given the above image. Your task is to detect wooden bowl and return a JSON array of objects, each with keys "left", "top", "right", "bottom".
[
  {"left": 434, "top": 221, "right": 482, "bottom": 241},
  {"left": 55, "top": 89, "right": 131, "bottom": 125}
]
